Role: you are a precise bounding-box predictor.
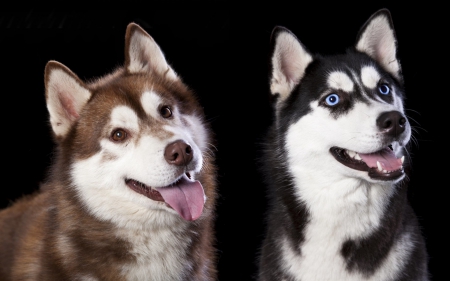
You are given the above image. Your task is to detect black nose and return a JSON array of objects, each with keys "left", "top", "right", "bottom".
[
  {"left": 164, "top": 140, "right": 193, "bottom": 166},
  {"left": 376, "top": 111, "right": 407, "bottom": 138}
]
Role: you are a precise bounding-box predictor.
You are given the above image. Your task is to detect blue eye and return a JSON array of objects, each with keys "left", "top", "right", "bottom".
[
  {"left": 378, "top": 84, "right": 390, "bottom": 95},
  {"left": 325, "top": 93, "right": 340, "bottom": 106}
]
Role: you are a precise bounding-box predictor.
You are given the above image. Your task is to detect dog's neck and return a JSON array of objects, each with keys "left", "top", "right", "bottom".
[{"left": 290, "top": 167, "right": 396, "bottom": 234}]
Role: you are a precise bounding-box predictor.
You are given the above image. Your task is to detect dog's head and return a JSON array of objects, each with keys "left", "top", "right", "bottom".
[
  {"left": 269, "top": 9, "right": 411, "bottom": 184},
  {"left": 44, "top": 23, "right": 213, "bottom": 226}
]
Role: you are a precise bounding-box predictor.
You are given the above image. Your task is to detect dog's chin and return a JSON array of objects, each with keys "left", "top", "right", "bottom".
[{"left": 329, "top": 146, "right": 405, "bottom": 181}]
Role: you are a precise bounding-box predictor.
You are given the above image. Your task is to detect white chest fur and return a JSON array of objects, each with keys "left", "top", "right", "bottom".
[
  {"left": 281, "top": 179, "right": 414, "bottom": 281},
  {"left": 118, "top": 221, "right": 193, "bottom": 281}
]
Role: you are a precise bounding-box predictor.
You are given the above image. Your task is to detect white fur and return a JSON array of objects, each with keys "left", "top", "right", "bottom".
[
  {"left": 360, "top": 65, "right": 394, "bottom": 104},
  {"left": 118, "top": 222, "right": 193, "bottom": 281},
  {"left": 109, "top": 105, "right": 140, "bottom": 133},
  {"left": 288, "top": 101, "right": 407, "bottom": 178},
  {"left": 361, "top": 66, "right": 380, "bottom": 89},
  {"left": 327, "top": 71, "right": 354, "bottom": 92},
  {"left": 281, "top": 230, "right": 414, "bottom": 281},
  {"left": 182, "top": 113, "right": 209, "bottom": 155},
  {"left": 141, "top": 91, "right": 163, "bottom": 119}
]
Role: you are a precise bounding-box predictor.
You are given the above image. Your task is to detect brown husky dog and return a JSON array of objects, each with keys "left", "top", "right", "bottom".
[{"left": 0, "top": 23, "right": 218, "bottom": 280}]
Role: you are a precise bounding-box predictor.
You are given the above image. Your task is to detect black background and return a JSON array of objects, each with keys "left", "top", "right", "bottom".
[{"left": 0, "top": 6, "right": 445, "bottom": 281}]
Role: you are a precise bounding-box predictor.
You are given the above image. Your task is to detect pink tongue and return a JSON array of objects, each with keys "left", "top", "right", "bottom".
[
  {"left": 156, "top": 176, "right": 205, "bottom": 221},
  {"left": 358, "top": 148, "right": 402, "bottom": 171}
]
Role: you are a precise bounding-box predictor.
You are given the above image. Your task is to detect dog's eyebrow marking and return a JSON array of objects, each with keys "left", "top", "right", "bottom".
[
  {"left": 327, "top": 71, "right": 354, "bottom": 92},
  {"left": 361, "top": 66, "right": 380, "bottom": 89},
  {"left": 141, "top": 91, "right": 162, "bottom": 119},
  {"left": 110, "top": 105, "right": 139, "bottom": 132}
]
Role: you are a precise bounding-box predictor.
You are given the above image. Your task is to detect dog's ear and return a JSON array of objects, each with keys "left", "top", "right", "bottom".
[
  {"left": 45, "top": 60, "right": 92, "bottom": 139},
  {"left": 269, "top": 26, "right": 313, "bottom": 106},
  {"left": 355, "top": 9, "right": 402, "bottom": 81},
  {"left": 124, "top": 22, "right": 178, "bottom": 80}
]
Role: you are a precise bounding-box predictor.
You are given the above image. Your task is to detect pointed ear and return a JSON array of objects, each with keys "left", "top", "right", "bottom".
[
  {"left": 355, "top": 9, "right": 402, "bottom": 80},
  {"left": 124, "top": 22, "right": 178, "bottom": 79},
  {"left": 45, "top": 61, "right": 92, "bottom": 138},
  {"left": 270, "top": 26, "right": 313, "bottom": 106}
]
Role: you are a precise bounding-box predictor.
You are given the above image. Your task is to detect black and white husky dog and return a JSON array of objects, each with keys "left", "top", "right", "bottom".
[{"left": 257, "top": 9, "right": 429, "bottom": 281}]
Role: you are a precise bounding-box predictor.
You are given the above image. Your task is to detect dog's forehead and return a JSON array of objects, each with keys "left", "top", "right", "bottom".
[
  {"left": 360, "top": 66, "right": 381, "bottom": 89},
  {"left": 327, "top": 71, "right": 354, "bottom": 92},
  {"left": 326, "top": 65, "right": 381, "bottom": 93},
  {"left": 92, "top": 74, "right": 185, "bottom": 118},
  {"left": 140, "top": 90, "right": 166, "bottom": 119},
  {"left": 107, "top": 90, "right": 175, "bottom": 126},
  {"left": 109, "top": 105, "right": 140, "bottom": 131}
]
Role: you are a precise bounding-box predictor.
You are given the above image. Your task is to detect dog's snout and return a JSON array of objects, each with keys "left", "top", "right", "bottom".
[
  {"left": 164, "top": 140, "right": 193, "bottom": 166},
  {"left": 376, "top": 111, "right": 407, "bottom": 137}
]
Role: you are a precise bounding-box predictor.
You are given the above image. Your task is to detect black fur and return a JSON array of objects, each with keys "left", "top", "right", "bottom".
[
  {"left": 340, "top": 181, "right": 427, "bottom": 278},
  {"left": 257, "top": 128, "right": 310, "bottom": 280}
]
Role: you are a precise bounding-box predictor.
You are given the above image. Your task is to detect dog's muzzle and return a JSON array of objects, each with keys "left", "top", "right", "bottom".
[{"left": 330, "top": 110, "right": 409, "bottom": 181}]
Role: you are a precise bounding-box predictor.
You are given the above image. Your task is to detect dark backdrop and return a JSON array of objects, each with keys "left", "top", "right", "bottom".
[{"left": 1, "top": 6, "right": 444, "bottom": 280}]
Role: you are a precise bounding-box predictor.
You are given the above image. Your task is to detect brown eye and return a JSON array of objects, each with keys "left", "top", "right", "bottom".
[
  {"left": 111, "top": 129, "right": 128, "bottom": 142},
  {"left": 160, "top": 105, "right": 172, "bottom": 118}
]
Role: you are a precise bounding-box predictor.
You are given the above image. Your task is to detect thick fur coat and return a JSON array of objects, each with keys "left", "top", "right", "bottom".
[
  {"left": 257, "top": 9, "right": 429, "bottom": 281},
  {"left": 0, "top": 23, "right": 218, "bottom": 281}
]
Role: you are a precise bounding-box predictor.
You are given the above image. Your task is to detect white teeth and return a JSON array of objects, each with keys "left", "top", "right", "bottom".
[
  {"left": 345, "top": 149, "right": 362, "bottom": 160},
  {"left": 400, "top": 156, "right": 404, "bottom": 164},
  {"left": 347, "top": 150, "right": 356, "bottom": 158},
  {"left": 377, "top": 161, "right": 383, "bottom": 171}
]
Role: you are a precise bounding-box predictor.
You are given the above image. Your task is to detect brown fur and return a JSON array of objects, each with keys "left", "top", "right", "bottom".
[{"left": 0, "top": 23, "right": 217, "bottom": 281}]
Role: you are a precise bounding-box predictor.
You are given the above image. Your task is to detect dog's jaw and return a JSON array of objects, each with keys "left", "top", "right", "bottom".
[
  {"left": 126, "top": 178, "right": 165, "bottom": 202},
  {"left": 126, "top": 173, "right": 205, "bottom": 221},
  {"left": 329, "top": 146, "right": 405, "bottom": 181}
]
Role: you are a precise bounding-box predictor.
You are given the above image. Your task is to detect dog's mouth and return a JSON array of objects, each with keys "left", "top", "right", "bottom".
[
  {"left": 330, "top": 145, "right": 405, "bottom": 181},
  {"left": 125, "top": 173, "right": 205, "bottom": 221}
]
